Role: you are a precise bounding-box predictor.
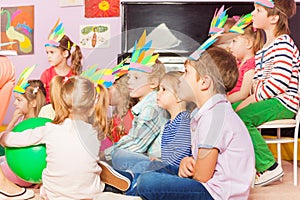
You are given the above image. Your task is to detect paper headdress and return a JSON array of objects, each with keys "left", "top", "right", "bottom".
[
  {"left": 229, "top": 13, "right": 253, "bottom": 34},
  {"left": 129, "top": 30, "right": 159, "bottom": 73},
  {"left": 254, "top": 0, "right": 275, "bottom": 8},
  {"left": 189, "top": 31, "right": 223, "bottom": 61},
  {"left": 81, "top": 58, "right": 129, "bottom": 88},
  {"left": 13, "top": 65, "right": 36, "bottom": 94},
  {"left": 209, "top": 5, "right": 229, "bottom": 35},
  {"left": 45, "top": 19, "right": 65, "bottom": 47}
]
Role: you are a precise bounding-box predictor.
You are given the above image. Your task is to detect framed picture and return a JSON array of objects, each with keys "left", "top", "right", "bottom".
[{"left": 80, "top": 24, "right": 110, "bottom": 48}]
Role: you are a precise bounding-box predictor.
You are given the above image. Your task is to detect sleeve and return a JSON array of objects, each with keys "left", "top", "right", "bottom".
[
  {"left": 105, "top": 106, "right": 161, "bottom": 159},
  {"left": 254, "top": 39, "right": 296, "bottom": 101},
  {"left": 4, "top": 125, "right": 48, "bottom": 147}
]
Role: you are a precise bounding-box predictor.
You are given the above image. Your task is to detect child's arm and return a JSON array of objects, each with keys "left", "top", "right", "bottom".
[
  {"left": 6, "top": 109, "right": 23, "bottom": 131},
  {"left": 227, "top": 70, "right": 254, "bottom": 103}
]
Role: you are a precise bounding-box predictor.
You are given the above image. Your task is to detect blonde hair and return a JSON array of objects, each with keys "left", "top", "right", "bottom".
[
  {"left": 242, "top": 25, "right": 265, "bottom": 54},
  {"left": 265, "top": 0, "right": 296, "bottom": 36},
  {"left": 187, "top": 46, "right": 238, "bottom": 94},
  {"left": 50, "top": 76, "right": 67, "bottom": 122},
  {"left": 160, "top": 71, "right": 184, "bottom": 97},
  {"left": 147, "top": 59, "right": 166, "bottom": 90},
  {"left": 23, "top": 80, "right": 46, "bottom": 116},
  {"left": 58, "top": 35, "right": 83, "bottom": 75},
  {"left": 52, "top": 76, "right": 108, "bottom": 139}
]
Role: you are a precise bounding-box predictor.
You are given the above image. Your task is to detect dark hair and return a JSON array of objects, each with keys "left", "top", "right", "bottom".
[{"left": 59, "top": 35, "right": 83, "bottom": 75}]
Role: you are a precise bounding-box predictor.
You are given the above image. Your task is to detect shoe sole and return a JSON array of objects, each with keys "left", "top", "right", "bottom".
[
  {"left": 254, "top": 171, "right": 284, "bottom": 187},
  {"left": 99, "top": 161, "right": 130, "bottom": 191},
  {"left": 0, "top": 188, "right": 35, "bottom": 200}
]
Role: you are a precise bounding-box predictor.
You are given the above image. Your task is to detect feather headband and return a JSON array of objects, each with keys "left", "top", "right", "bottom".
[
  {"left": 189, "top": 31, "right": 223, "bottom": 61},
  {"left": 45, "top": 19, "right": 65, "bottom": 47},
  {"left": 129, "top": 30, "right": 159, "bottom": 73},
  {"left": 13, "top": 65, "right": 36, "bottom": 94},
  {"left": 254, "top": 0, "right": 275, "bottom": 8},
  {"left": 229, "top": 13, "right": 253, "bottom": 34},
  {"left": 209, "top": 5, "right": 229, "bottom": 35}
]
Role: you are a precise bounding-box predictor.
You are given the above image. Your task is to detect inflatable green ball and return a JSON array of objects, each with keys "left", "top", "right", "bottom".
[{"left": 5, "top": 117, "right": 51, "bottom": 183}]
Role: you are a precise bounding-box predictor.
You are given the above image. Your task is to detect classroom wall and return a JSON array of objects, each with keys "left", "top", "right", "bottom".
[{"left": 2, "top": 0, "right": 300, "bottom": 124}]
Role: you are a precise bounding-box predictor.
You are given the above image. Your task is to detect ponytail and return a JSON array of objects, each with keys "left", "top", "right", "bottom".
[
  {"left": 71, "top": 45, "right": 83, "bottom": 75},
  {"left": 94, "top": 84, "right": 109, "bottom": 140}
]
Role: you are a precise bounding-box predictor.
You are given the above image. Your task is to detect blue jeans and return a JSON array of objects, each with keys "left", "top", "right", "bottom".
[{"left": 136, "top": 171, "right": 214, "bottom": 200}]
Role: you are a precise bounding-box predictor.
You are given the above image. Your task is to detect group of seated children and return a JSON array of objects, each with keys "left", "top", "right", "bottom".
[{"left": 0, "top": 0, "right": 299, "bottom": 199}]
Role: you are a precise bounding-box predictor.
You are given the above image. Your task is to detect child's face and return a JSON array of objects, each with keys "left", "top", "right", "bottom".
[
  {"left": 251, "top": 4, "right": 269, "bottom": 29},
  {"left": 157, "top": 80, "right": 178, "bottom": 110},
  {"left": 127, "top": 71, "right": 152, "bottom": 99},
  {"left": 13, "top": 92, "right": 29, "bottom": 115},
  {"left": 108, "top": 85, "right": 120, "bottom": 106},
  {"left": 230, "top": 35, "right": 248, "bottom": 61},
  {"left": 178, "top": 62, "right": 198, "bottom": 102},
  {"left": 45, "top": 46, "right": 65, "bottom": 67}
]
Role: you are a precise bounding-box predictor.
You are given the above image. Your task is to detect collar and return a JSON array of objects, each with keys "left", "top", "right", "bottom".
[
  {"left": 131, "top": 91, "right": 157, "bottom": 116},
  {"left": 191, "top": 94, "right": 228, "bottom": 122}
]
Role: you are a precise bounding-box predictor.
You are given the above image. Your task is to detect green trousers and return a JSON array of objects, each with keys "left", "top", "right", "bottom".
[{"left": 233, "top": 98, "right": 295, "bottom": 172}]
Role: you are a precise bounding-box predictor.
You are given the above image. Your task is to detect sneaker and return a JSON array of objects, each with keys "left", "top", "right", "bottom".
[
  {"left": 0, "top": 187, "right": 35, "bottom": 199},
  {"left": 98, "top": 161, "right": 131, "bottom": 191},
  {"left": 254, "top": 164, "right": 284, "bottom": 187}
]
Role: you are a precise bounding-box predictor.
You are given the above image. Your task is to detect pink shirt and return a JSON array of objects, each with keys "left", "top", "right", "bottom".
[
  {"left": 40, "top": 66, "right": 74, "bottom": 103},
  {"left": 190, "top": 94, "right": 254, "bottom": 200},
  {"left": 228, "top": 57, "right": 255, "bottom": 95}
]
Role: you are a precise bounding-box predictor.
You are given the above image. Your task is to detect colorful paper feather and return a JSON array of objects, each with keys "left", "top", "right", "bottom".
[
  {"left": 189, "top": 31, "right": 223, "bottom": 61},
  {"left": 255, "top": 0, "right": 275, "bottom": 8},
  {"left": 13, "top": 65, "right": 36, "bottom": 94},
  {"left": 129, "top": 30, "right": 159, "bottom": 73},
  {"left": 229, "top": 13, "right": 253, "bottom": 34},
  {"left": 45, "top": 18, "right": 65, "bottom": 47},
  {"left": 209, "top": 5, "right": 229, "bottom": 35}
]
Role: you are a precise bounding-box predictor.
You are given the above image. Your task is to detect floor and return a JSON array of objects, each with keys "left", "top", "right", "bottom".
[{"left": 28, "top": 160, "right": 299, "bottom": 200}]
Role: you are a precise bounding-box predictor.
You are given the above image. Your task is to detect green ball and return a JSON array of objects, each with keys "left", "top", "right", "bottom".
[{"left": 5, "top": 117, "right": 51, "bottom": 183}]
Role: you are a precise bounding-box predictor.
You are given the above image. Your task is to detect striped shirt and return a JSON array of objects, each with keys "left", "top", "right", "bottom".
[
  {"left": 104, "top": 91, "right": 168, "bottom": 160},
  {"left": 254, "top": 34, "right": 300, "bottom": 113},
  {"left": 161, "top": 111, "right": 192, "bottom": 166}
]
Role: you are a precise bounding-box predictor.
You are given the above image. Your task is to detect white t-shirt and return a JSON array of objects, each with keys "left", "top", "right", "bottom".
[
  {"left": 4, "top": 118, "right": 104, "bottom": 199},
  {"left": 190, "top": 94, "right": 255, "bottom": 200}
]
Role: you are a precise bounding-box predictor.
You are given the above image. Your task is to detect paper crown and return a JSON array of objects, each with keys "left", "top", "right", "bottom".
[
  {"left": 255, "top": 0, "right": 275, "bottom": 8},
  {"left": 13, "top": 65, "right": 36, "bottom": 94},
  {"left": 229, "top": 13, "right": 253, "bottom": 34},
  {"left": 45, "top": 19, "right": 65, "bottom": 47},
  {"left": 189, "top": 31, "right": 223, "bottom": 60},
  {"left": 129, "top": 30, "right": 159, "bottom": 73},
  {"left": 81, "top": 58, "right": 129, "bottom": 88},
  {"left": 209, "top": 5, "right": 229, "bottom": 35}
]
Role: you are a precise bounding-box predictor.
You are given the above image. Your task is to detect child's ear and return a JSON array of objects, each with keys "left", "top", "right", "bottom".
[
  {"left": 270, "top": 15, "right": 279, "bottom": 25},
  {"left": 62, "top": 50, "right": 69, "bottom": 58},
  {"left": 30, "top": 99, "right": 37, "bottom": 108},
  {"left": 199, "top": 75, "right": 212, "bottom": 90},
  {"left": 149, "top": 78, "right": 159, "bottom": 89},
  {"left": 245, "top": 38, "right": 254, "bottom": 50}
]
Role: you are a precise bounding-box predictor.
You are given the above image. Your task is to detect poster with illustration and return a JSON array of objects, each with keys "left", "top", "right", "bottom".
[
  {"left": 59, "top": 0, "right": 84, "bottom": 7},
  {"left": 85, "top": 0, "right": 120, "bottom": 18},
  {"left": 80, "top": 24, "right": 110, "bottom": 48},
  {"left": 1, "top": 5, "right": 34, "bottom": 55}
]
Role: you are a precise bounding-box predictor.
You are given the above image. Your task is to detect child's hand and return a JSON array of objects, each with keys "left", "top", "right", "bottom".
[
  {"left": 13, "top": 109, "right": 23, "bottom": 118},
  {"left": 178, "top": 157, "right": 195, "bottom": 178},
  {"left": 149, "top": 157, "right": 161, "bottom": 162}
]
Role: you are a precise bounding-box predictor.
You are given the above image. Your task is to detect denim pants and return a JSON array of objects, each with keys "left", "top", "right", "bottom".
[{"left": 136, "top": 164, "right": 214, "bottom": 200}]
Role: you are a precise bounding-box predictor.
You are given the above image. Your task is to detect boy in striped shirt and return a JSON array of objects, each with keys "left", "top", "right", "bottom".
[{"left": 235, "top": 0, "right": 300, "bottom": 187}]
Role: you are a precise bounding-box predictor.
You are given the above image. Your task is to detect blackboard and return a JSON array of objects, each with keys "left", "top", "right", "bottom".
[{"left": 121, "top": 1, "right": 300, "bottom": 54}]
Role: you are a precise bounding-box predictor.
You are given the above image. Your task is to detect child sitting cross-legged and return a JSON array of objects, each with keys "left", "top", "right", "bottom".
[
  {"left": 104, "top": 30, "right": 169, "bottom": 162},
  {"left": 135, "top": 46, "right": 255, "bottom": 199}
]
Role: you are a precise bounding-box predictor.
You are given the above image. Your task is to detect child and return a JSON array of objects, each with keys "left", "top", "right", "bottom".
[
  {"left": 235, "top": 0, "right": 299, "bottom": 187},
  {"left": 41, "top": 19, "right": 83, "bottom": 103},
  {"left": 135, "top": 46, "right": 255, "bottom": 200},
  {"left": 104, "top": 31, "right": 168, "bottom": 161},
  {"left": 227, "top": 24, "right": 264, "bottom": 105},
  {"left": 1, "top": 78, "right": 46, "bottom": 187},
  {"left": 100, "top": 74, "right": 136, "bottom": 151},
  {"left": 0, "top": 76, "right": 130, "bottom": 199}
]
